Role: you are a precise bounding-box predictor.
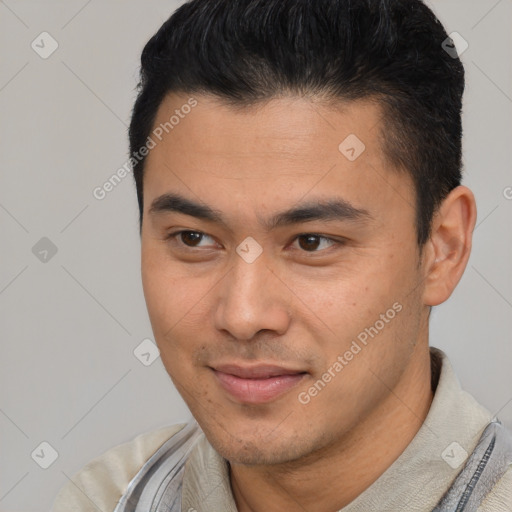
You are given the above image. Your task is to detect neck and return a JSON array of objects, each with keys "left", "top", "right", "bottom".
[{"left": 229, "top": 343, "right": 435, "bottom": 512}]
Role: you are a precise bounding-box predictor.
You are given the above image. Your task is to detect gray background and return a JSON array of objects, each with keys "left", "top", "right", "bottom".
[{"left": 0, "top": 1, "right": 511, "bottom": 511}]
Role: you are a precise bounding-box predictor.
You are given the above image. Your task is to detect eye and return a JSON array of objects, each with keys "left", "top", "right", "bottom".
[
  {"left": 165, "top": 230, "right": 343, "bottom": 254},
  {"left": 165, "top": 230, "right": 218, "bottom": 248},
  {"left": 290, "top": 234, "right": 340, "bottom": 252}
]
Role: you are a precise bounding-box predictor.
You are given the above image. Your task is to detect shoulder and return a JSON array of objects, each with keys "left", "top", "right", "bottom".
[
  {"left": 478, "top": 465, "right": 512, "bottom": 511},
  {"left": 50, "top": 423, "right": 186, "bottom": 512},
  {"left": 477, "top": 420, "right": 512, "bottom": 511}
]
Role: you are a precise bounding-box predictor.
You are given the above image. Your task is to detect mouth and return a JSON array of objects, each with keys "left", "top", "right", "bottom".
[{"left": 210, "top": 363, "right": 308, "bottom": 404}]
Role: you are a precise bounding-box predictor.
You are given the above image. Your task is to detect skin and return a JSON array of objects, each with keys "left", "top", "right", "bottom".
[{"left": 140, "top": 92, "right": 477, "bottom": 511}]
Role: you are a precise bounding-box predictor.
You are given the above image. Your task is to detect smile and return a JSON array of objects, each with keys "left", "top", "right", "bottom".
[{"left": 211, "top": 364, "right": 307, "bottom": 404}]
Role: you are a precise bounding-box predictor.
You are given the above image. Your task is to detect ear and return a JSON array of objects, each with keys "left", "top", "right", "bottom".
[{"left": 422, "top": 186, "right": 477, "bottom": 307}]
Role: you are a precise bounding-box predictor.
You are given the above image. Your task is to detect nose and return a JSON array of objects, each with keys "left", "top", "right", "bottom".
[{"left": 213, "top": 252, "right": 291, "bottom": 341}]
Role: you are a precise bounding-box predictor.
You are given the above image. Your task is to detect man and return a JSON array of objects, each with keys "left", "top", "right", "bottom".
[{"left": 51, "top": 0, "right": 512, "bottom": 510}]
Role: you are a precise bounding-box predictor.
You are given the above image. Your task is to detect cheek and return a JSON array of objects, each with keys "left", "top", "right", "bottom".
[
  {"left": 142, "top": 262, "right": 175, "bottom": 326},
  {"left": 295, "top": 260, "right": 415, "bottom": 366},
  {"left": 141, "top": 258, "right": 214, "bottom": 361},
  {"left": 288, "top": 267, "right": 388, "bottom": 332},
  {"left": 142, "top": 246, "right": 192, "bottom": 320}
]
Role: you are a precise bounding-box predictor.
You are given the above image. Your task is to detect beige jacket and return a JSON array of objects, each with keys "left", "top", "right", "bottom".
[{"left": 51, "top": 348, "right": 512, "bottom": 511}]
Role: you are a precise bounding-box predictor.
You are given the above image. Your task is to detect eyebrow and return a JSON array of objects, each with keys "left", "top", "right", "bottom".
[{"left": 148, "top": 192, "right": 372, "bottom": 230}]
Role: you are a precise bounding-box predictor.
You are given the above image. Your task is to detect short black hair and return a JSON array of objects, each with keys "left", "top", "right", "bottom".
[{"left": 129, "top": 0, "right": 465, "bottom": 246}]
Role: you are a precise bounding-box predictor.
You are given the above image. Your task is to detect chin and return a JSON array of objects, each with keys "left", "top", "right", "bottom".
[
  {"left": 199, "top": 417, "right": 316, "bottom": 466},
  {"left": 212, "top": 436, "right": 304, "bottom": 466}
]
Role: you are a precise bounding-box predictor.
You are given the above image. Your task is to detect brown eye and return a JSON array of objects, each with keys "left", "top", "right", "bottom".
[
  {"left": 166, "top": 230, "right": 217, "bottom": 248},
  {"left": 294, "top": 234, "right": 337, "bottom": 252},
  {"left": 298, "top": 235, "right": 321, "bottom": 251},
  {"left": 180, "top": 231, "right": 203, "bottom": 246}
]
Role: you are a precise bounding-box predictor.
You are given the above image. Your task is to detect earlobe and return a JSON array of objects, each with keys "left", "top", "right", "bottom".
[{"left": 422, "top": 186, "right": 477, "bottom": 307}]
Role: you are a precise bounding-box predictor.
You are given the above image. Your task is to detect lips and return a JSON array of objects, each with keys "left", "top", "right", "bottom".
[
  {"left": 214, "top": 364, "right": 304, "bottom": 379},
  {"left": 211, "top": 363, "right": 307, "bottom": 404}
]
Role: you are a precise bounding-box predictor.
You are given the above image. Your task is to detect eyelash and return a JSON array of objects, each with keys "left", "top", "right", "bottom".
[{"left": 164, "top": 230, "right": 344, "bottom": 254}]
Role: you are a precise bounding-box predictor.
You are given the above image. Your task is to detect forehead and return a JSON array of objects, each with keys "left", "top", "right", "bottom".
[
  {"left": 142, "top": 92, "right": 415, "bottom": 231},
  {"left": 148, "top": 93, "right": 385, "bottom": 165}
]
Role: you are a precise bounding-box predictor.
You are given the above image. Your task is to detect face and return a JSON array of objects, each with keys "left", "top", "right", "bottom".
[{"left": 141, "top": 93, "right": 429, "bottom": 465}]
